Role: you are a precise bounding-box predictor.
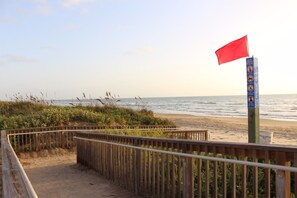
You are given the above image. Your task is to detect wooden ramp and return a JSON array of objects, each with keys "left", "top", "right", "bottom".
[{"left": 21, "top": 153, "right": 139, "bottom": 198}]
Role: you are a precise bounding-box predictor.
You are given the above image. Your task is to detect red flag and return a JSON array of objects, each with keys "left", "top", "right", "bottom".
[{"left": 215, "top": 35, "right": 249, "bottom": 65}]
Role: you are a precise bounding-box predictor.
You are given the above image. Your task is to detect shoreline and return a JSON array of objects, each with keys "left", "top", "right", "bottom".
[
  {"left": 153, "top": 110, "right": 297, "bottom": 123},
  {"left": 155, "top": 113, "right": 297, "bottom": 146}
]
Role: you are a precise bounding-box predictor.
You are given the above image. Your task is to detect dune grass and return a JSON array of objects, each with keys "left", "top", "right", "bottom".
[{"left": 0, "top": 101, "right": 174, "bottom": 130}]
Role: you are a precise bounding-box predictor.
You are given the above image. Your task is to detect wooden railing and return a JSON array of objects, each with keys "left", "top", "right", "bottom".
[
  {"left": 75, "top": 132, "right": 297, "bottom": 197},
  {"left": 6, "top": 125, "right": 177, "bottom": 135},
  {"left": 164, "top": 130, "right": 208, "bottom": 141},
  {"left": 8, "top": 130, "right": 76, "bottom": 153},
  {"left": 5, "top": 127, "right": 208, "bottom": 154},
  {"left": 1, "top": 130, "right": 38, "bottom": 198},
  {"left": 1, "top": 126, "right": 207, "bottom": 198},
  {"left": 2, "top": 126, "right": 297, "bottom": 197}
]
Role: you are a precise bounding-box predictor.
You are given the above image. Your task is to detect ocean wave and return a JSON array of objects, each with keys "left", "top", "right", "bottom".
[
  {"left": 53, "top": 94, "right": 297, "bottom": 122},
  {"left": 194, "top": 101, "right": 216, "bottom": 105},
  {"left": 269, "top": 109, "right": 284, "bottom": 112},
  {"left": 227, "top": 102, "right": 244, "bottom": 106}
]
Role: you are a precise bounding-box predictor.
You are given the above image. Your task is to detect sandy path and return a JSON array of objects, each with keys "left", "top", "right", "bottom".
[
  {"left": 156, "top": 113, "right": 297, "bottom": 146},
  {"left": 22, "top": 154, "right": 139, "bottom": 198}
]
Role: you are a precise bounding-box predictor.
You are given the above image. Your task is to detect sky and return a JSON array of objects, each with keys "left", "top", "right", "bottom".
[{"left": 1, "top": 0, "right": 297, "bottom": 100}]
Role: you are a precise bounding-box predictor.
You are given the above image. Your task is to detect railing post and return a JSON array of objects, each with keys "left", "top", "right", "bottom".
[
  {"left": 276, "top": 169, "right": 287, "bottom": 198},
  {"left": 183, "top": 156, "right": 194, "bottom": 198},
  {"left": 205, "top": 130, "right": 208, "bottom": 141},
  {"left": 276, "top": 152, "right": 291, "bottom": 198},
  {"left": 134, "top": 139, "right": 141, "bottom": 195},
  {"left": 183, "top": 145, "right": 194, "bottom": 198},
  {"left": 185, "top": 132, "right": 188, "bottom": 139},
  {"left": 36, "top": 133, "right": 40, "bottom": 152}
]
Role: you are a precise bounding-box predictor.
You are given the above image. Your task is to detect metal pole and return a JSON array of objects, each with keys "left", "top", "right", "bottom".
[{"left": 246, "top": 57, "right": 260, "bottom": 143}]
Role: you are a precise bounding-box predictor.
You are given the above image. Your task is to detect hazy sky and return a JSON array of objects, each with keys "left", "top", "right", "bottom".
[{"left": 1, "top": 0, "right": 297, "bottom": 100}]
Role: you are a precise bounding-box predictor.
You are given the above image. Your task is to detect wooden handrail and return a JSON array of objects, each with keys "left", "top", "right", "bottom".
[
  {"left": 75, "top": 135, "right": 297, "bottom": 197},
  {"left": 1, "top": 130, "right": 38, "bottom": 198},
  {"left": 2, "top": 127, "right": 297, "bottom": 197},
  {"left": 6, "top": 128, "right": 208, "bottom": 153},
  {"left": 75, "top": 131, "right": 297, "bottom": 162},
  {"left": 6, "top": 125, "right": 177, "bottom": 134}
]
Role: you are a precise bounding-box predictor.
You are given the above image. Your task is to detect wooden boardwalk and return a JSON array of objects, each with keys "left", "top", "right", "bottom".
[{"left": 21, "top": 153, "right": 139, "bottom": 198}]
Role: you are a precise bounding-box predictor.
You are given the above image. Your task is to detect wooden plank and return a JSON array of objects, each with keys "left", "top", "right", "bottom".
[
  {"left": 124, "top": 145, "right": 128, "bottom": 189},
  {"left": 264, "top": 150, "right": 270, "bottom": 198},
  {"left": 223, "top": 159, "right": 227, "bottom": 198},
  {"left": 183, "top": 145, "right": 194, "bottom": 198},
  {"left": 37, "top": 134, "right": 40, "bottom": 151},
  {"left": 155, "top": 142, "right": 160, "bottom": 197},
  {"left": 118, "top": 145, "right": 121, "bottom": 184},
  {"left": 172, "top": 143, "right": 176, "bottom": 198},
  {"left": 166, "top": 142, "right": 170, "bottom": 198},
  {"left": 24, "top": 133, "right": 27, "bottom": 152},
  {"left": 275, "top": 151, "right": 291, "bottom": 198},
  {"left": 162, "top": 150, "right": 166, "bottom": 197},
  {"left": 205, "top": 130, "right": 208, "bottom": 141},
  {"left": 148, "top": 147, "right": 151, "bottom": 194},
  {"left": 253, "top": 151, "right": 258, "bottom": 198},
  {"left": 242, "top": 156, "right": 247, "bottom": 198},
  {"left": 177, "top": 144, "right": 182, "bottom": 198},
  {"left": 49, "top": 132, "right": 52, "bottom": 150},
  {"left": 29, "top": 133, "right": 32, "bottom": 152},
  {"left": 197, "top": 158, "right": 202, "bottom": 198},
  {"left": 214, "top": 148, "right": 218, "bottom": 198},
  {"left": 183, "top": 156, "right": 193, "bottom": 198},
  {"left": 248, "top": 108, "right": 259, "bottom": 143},
  {"left": 294, "top": 153, "right": 297, "bottom": 198},
  {"left": 144, "top": 150, "right": 147, "bottom": 194},
  {"left": 129, "top": 147, "right": 133, "bottom": 191},
  {"left": 134, "top": 140, "right": 140, "bottom": 194},
  {"left": 152, "top": 143, "right": 156, "bottom": 197},
  {"left": 205, "top": 146, "right": 210, "bottom": 198},
  {"left": 55, "top": 132, "right": 58, "bottom": 149},
  {"left": 232, "top": 156, "right": 237, "bottom": 198},
  {"left": 206, "top": 160, "right": 210, "bottom": 197}
]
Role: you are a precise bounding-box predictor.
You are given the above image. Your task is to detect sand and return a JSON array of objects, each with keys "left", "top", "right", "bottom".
[
  {"left": 21, "top": 153, "right": 139, "bottom": 198},
  {"left": 156, "top": 113, "right": 297, "bottom": 146}
]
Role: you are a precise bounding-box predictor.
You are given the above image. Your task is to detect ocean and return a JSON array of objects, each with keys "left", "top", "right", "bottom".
[{"left": 54, "top": 94, "right": 297, "bottom": 122}]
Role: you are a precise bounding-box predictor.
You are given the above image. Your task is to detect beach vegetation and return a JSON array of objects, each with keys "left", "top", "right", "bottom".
[
  {"left": 0, "top": 100, "right": 174, "bottom": 130},
  {"left": 98, "top": 128, "right": 168, "bottom": 138}
]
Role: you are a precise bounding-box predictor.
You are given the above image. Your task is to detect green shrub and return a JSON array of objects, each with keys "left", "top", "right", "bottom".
[{"left": 0, "top": 101, "right": 175, "bottom": 130}]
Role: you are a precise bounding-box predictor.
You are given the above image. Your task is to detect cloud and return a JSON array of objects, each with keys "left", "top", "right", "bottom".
[
  {"left": 81, "top": 7, "right": 90, "bottom": 14},
  {"left": 32, "top": 0, "right": 48, "bottom": 4},
  {"left": 125, "top": 47, "right": 157, "bottom": 56},
  {"left": 37, "top": 5, "right": 52, "bottom": 15},
  {"left": 0, "top": 17, "right": 17, "bottom": 24},
  {"left": 17, "top": 8, "right": 31, "bottom": 16},
  {"left": 63, "top": 0, "right": 95, "bottom": 8},
  {"left": 27, "top": 0, "right": 53, "bottom": 15},
  {"left": 0, "top": 54, "right": 37, "bottom": 64},
  {"left": 58, "top": 23, "right": 80, "bottom": 33},
  {"left": 40, "top": 45, "right": 52, "bottom": 49},
  {"left": 33, "top": 0, "right": 52, "bottom": 15}
]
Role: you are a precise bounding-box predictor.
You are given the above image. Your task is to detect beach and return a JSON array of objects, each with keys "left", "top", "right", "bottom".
[{"left": 156, "top": 113, "right": 297, "bottom": 146}]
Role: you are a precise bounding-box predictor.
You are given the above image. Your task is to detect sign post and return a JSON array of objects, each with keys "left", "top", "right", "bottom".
[
  {"left": 246, "top": 57, "right": 259, "bottom": 143},
  {"left": 215, "top": 35, "right": 260, "bottom": 143}
]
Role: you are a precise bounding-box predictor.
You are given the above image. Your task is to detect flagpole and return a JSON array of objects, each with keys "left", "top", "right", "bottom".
[
  {"left": 246, "top": 57, "right": 259, "bottom": 143},
  {"left": 215, "top": 35, "right": 259, "bottom": 143}
]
